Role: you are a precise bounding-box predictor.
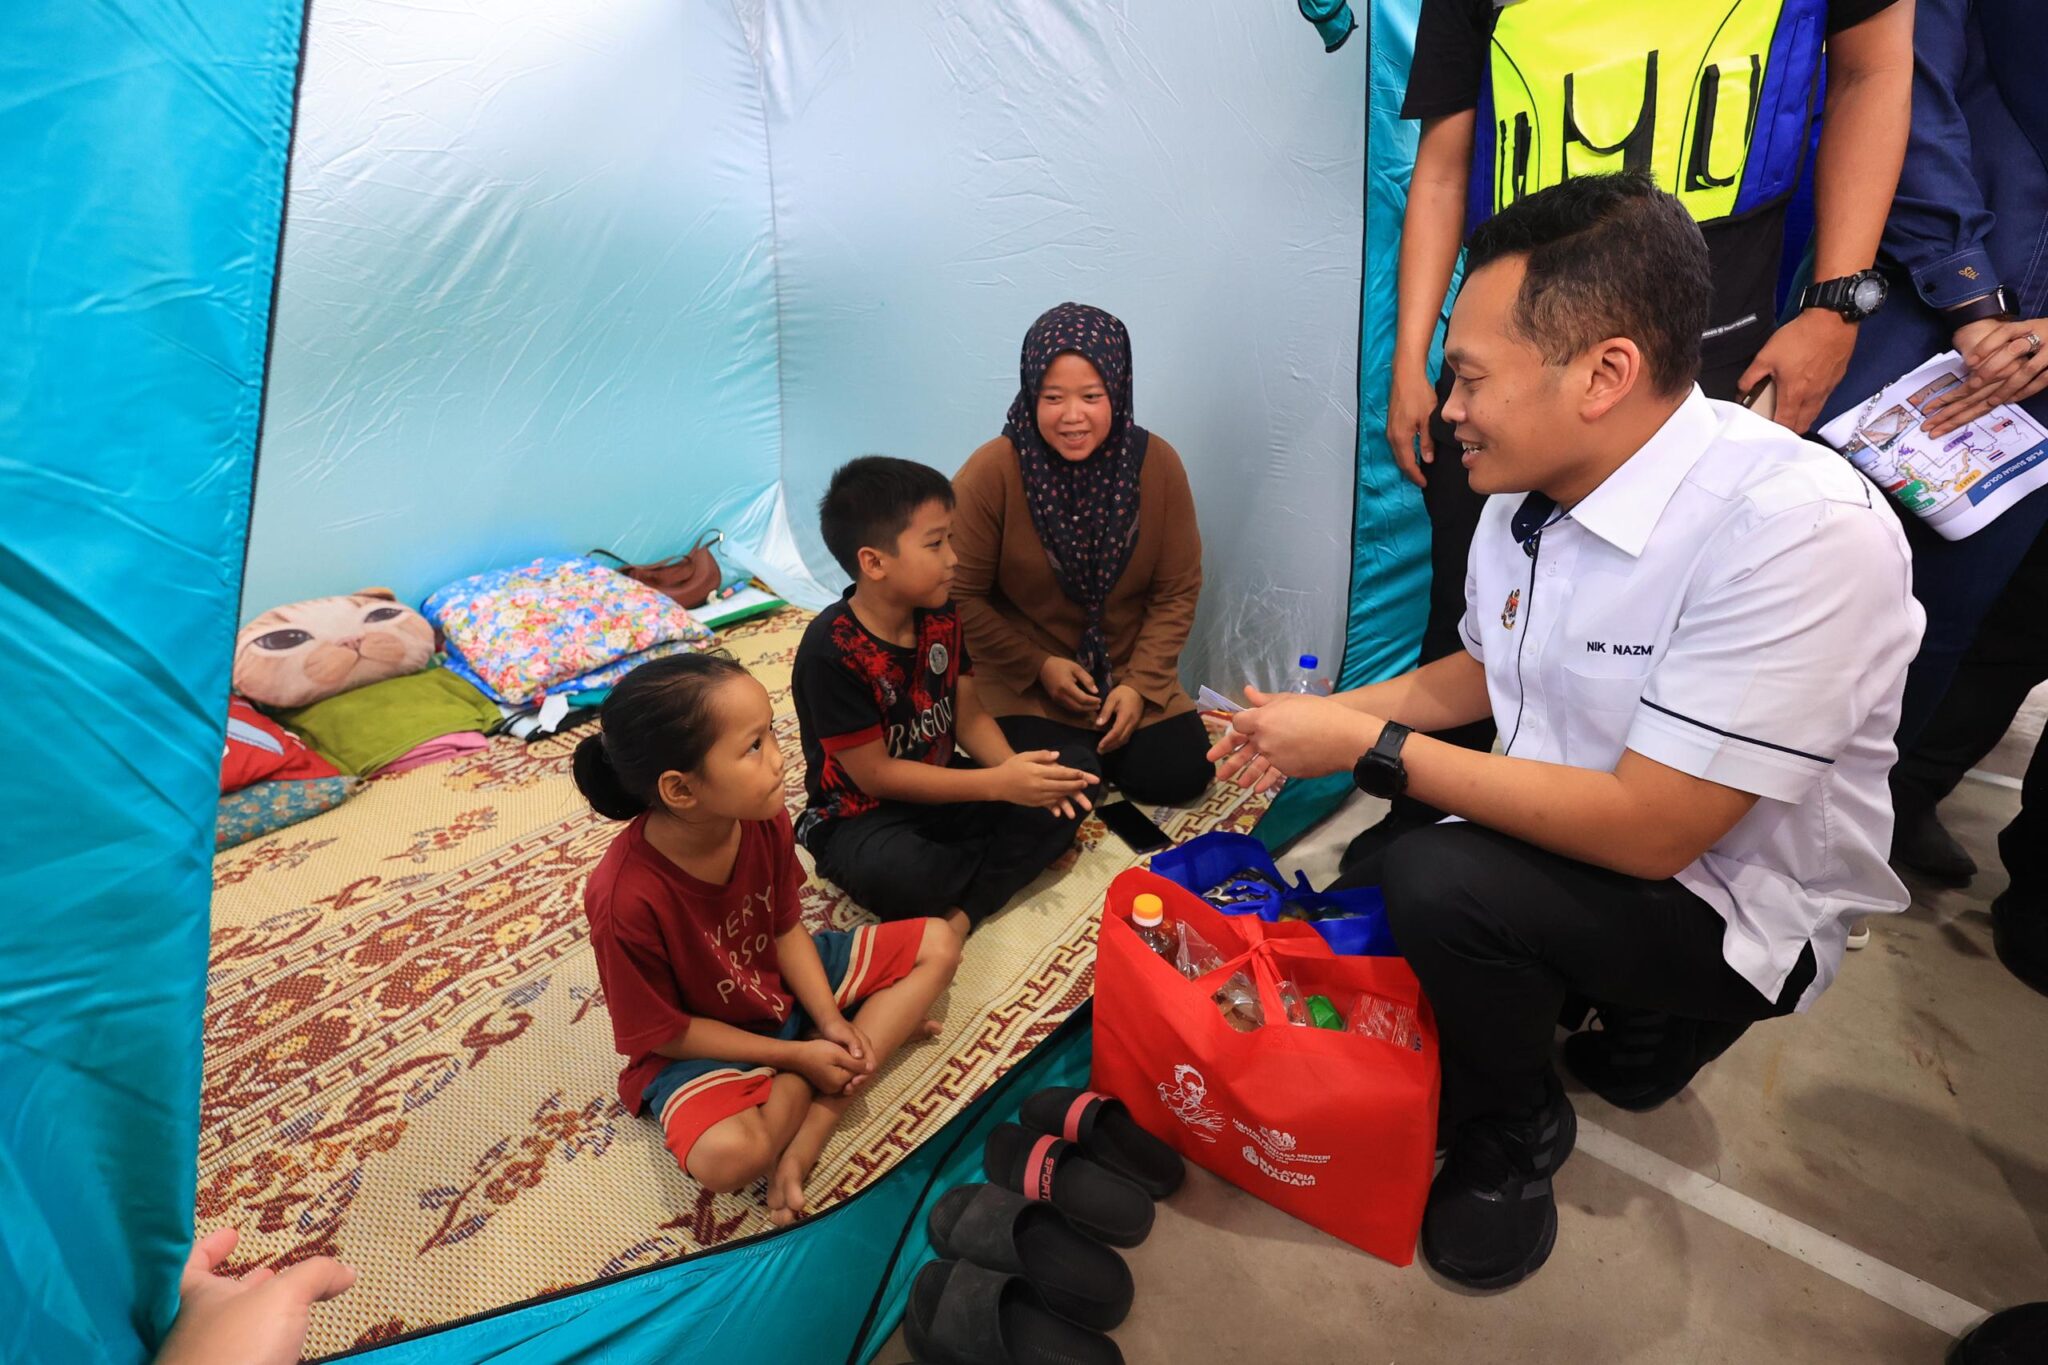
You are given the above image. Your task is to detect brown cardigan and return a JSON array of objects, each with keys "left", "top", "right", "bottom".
[{"left": 951, "top": 433, "right": 1201, "bottom": 727}]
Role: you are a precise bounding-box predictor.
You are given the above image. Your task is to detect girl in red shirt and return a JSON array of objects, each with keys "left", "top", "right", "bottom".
[{"left": 576, "top": 653, "right": 960, "bottom": 1224}]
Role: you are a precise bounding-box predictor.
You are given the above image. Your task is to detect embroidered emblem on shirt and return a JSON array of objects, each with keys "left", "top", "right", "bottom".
[
  {"left": 1501, "top": 588, "right": 1520, "bottom": 630},
  {"left": 1960, "top": 265, "right": 1980, "bottom": 280},
  {"left": 927, "top": 642, "right": 949, "bottom": 676}
]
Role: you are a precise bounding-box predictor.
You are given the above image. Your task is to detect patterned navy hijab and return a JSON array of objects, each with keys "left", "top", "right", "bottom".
[{"left": 1002, "top": 302, "right": 1150, "bottom": 692}]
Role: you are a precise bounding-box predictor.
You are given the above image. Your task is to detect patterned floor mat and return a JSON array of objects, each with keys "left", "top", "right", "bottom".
[{"left": 200, "top": 609, "right": 1268, "bottom": 1357}]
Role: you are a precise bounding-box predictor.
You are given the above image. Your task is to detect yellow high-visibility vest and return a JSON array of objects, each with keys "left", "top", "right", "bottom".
[{"left": 1474, "top": 0, "right": 1828, "bottom": 226}]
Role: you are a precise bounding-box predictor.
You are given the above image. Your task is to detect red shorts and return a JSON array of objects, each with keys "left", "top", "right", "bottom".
[{"left": 645, "top": 920, "right": 926, "bottom": 1173}]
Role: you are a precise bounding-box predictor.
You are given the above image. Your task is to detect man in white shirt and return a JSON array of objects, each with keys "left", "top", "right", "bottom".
[{"left": 1213, "top": 174, "right": 1924, "bottom": 1291}]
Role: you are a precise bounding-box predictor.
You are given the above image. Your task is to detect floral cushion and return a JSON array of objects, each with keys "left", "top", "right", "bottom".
[
  {"left": 440, "top": 632, "right": 699, "bottom": 704},
  {"left": 422, "top": 555, "right": 714, "bottom": 704},
  {"left": 215, "top": 776, "right": 363, "bottom": 852}
]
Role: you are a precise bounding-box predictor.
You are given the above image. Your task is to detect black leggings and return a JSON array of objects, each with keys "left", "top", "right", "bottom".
[
  {"left": 1381, "top": 822, "right": 1814, "bottom": 1134},
  {"left": 996, "top": 710, "right": 1214, "bottom": 806}
]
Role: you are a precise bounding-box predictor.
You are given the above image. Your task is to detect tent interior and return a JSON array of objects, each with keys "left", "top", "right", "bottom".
[{"left": 10, "top": 0, "right": 2043, "bottom": 1363}]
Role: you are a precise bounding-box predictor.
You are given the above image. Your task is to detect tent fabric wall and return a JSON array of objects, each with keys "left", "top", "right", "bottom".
[
  {"left": 1336, "top": 0, "right": 1433, "bottom": 697},
  {"left": 5, "top": 1, "right": 1408, "bottom": 1359},
  {"left": 0, "top": 1, "right": 307, "bottom": 1360},
  {"left": 240, "top": 0, "right": 824, "bottom": 617},
  {"left": 1258, "top": 0, "right": 1433, "bottom": 849},
  {"left": 761, "top": 0, "right": 1370, "bottom": 696}
]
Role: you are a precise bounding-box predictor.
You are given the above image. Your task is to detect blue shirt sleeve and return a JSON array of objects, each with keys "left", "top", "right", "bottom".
[{"left": 1880, "top": 0, "right": 2002, "bottom": 310}]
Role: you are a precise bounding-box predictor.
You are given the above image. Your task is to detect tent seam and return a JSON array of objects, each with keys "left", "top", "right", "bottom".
[{"left": 739, "top": 0, "right": 793, "bottom": 516}]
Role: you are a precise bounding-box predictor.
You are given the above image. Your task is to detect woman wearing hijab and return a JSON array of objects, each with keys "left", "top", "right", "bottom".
[{"left": 951, "top": 302, "right": 1211, "bottom": 805}]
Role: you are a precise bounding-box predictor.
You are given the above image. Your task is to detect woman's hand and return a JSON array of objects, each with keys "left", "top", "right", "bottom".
[
  {"left": 1039, "top": 657, "right": 1100, "bottom": 712},
  {"left": 1923, "top": 317, "right": 2048, "bottom": 437},
  {"left": 1206, "top": 687, "right": 1378, "bottom": 794},
  {"left": 1095, "top": 685, "right": 1143, "bottom": 753},
  {"left": 155, "top": 1227, "right": 356, "bottom": 1365}
]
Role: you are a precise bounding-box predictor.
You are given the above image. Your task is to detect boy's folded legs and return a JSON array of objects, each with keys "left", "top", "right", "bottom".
[
  {"left": 995, "top": 714, "right": 1104, "bottom": 787},
  {"left": 958, "top": 797, "right": 1085, "bottom": 922},
  {"left": 809, "top": 798, "right": 1083, "bottom": 931},
  {"left": 997, "top": 710, "right": 1211, "bottom": 806}
]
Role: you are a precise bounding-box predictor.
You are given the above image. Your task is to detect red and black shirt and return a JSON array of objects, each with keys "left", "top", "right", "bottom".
[{"left": 792, "top": 589, "right": 970, "bottom": 842}]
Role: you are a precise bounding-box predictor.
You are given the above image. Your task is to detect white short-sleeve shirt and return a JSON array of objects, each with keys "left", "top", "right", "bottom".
[{"left": 1460, "top": 390, "right": 1925, "bottom": 1009}]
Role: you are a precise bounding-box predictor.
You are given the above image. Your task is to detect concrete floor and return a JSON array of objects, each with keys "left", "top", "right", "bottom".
[{"left": 880, "top": 730, "right": 2048, "bottom": 1362}]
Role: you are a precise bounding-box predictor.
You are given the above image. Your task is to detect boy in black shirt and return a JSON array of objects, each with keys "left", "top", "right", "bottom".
[{"left": 793, "top": 457, "right": 1099, "bottom": 935}]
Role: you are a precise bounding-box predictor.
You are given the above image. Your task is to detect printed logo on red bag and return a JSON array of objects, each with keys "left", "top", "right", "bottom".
[
  {"left": 1235, "top": 1121, "right": 1331, "bottom": 1187},
  {"left": 1157, "top": 1064, "right": 1223, "bottom": 1143}
]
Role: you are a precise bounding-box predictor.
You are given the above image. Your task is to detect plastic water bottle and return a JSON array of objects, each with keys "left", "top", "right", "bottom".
[
  {"left": 1290, "top": 653, "right": 1332, "bottom": 696},
  {"left": 1130, "top": 893, "right": 1178, "bottom": 964}
]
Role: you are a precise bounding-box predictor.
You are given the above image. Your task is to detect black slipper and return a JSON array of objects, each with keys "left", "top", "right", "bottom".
[
  {"left": 983, "top": 1123, "right": 1153, "bottom": 1248},
  {"left": 1018, "top": 1087, "right": 1184, "bottom": 1199},
  {"left": 928, "top": 1183, "right": 1133, "bottom": 1331},
  {"left": 904, "top": 1259, "right": 1123, "bottom": 1365}
]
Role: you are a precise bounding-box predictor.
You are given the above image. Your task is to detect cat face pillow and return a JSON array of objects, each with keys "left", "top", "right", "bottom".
[{"left": 234, "top": 588, "right": 435, "bottom": 708}]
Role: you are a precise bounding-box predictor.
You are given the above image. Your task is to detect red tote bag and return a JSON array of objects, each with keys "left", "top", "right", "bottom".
[{"left": 1091, "top": 867, "right": 1439, "bottom": 1265}]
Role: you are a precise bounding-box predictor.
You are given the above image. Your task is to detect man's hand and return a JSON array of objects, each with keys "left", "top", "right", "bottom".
[
  {"left": 156, "top": 1227, "right": 356, "bottom": 1365},
  {"left": 1095, "top": 685, "right": 1142, "bottom": 753},
  {"left": 990, "top": 749, "right": 1099, "bottom": 818},
  {"left": 1038, "top": 657, "right": 1100, "bottom": 712},
  {"left": 1739, "top": 309, "right": 1859, "bottom": 434},
  {"left": 1924, "top": 317, "right": 2048, "bottom": 437},
  {"left": 791, "top": 1038, "right": 865, "bottom": 1096},
  {"left": 1385, "top": 356, "right": 1440, "bottom": 489},
  {"left": 1206, "top": 687, "right": 1377, "bottom": 794},
  {"left": 814, "top": 1013, "right": 876, "bottom": 1085}
]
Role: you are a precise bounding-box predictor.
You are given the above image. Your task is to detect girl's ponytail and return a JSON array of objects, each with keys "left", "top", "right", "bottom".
[
  {"left": 572, "top": 734, "right": 648, "bottom": 820},
  {"left": 574, "top": 652, "right": 750, "bottom": 820}
]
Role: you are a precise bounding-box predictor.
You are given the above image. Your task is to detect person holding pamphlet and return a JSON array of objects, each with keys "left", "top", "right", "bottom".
[{"left": 1814, "top": 0, "right": 2048, "bottom": 910}]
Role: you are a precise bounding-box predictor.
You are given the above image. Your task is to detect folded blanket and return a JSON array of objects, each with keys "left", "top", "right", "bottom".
[
  {"left": 271, "top": 667, "right": 502, "bottom": 775},
  {"left": 216, "top": 776, "right": 363, "bottom": 851},
  {"left": 381, "top": 731, "right": 490, "bottom": 776}
]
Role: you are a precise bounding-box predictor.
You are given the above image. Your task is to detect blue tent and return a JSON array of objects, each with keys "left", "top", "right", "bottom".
[{"left": 1, "top": 1, "right": 1429, "bottom": 1358}]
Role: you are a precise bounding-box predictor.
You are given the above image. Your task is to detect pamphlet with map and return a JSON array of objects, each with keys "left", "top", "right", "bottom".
[{"left": 1818, "top": 351, "right": 2048, "bottom": 541}]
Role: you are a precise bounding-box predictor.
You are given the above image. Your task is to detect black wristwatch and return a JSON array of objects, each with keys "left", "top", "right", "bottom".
[
  {"left": 1352, "top": 721, "right": 1412, "bottom": 799},
  {"left": 1940, "top": 285, "right": 2017, "bottom": 329},
  {"left": 1796, "top": 270, "right": 1889, "bottom": 323}
]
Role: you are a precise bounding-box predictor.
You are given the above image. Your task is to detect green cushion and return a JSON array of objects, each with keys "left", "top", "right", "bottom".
[{"left": 271, "top": 667, "right": 501, "bottom": 775}]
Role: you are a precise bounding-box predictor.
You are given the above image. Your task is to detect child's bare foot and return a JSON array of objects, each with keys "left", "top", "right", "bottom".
[
  {"left": 766, "top": 1156, "right": 806, "bottom": 1227},
  {"left": 767, "top": 1130, "right": 826, "bottom": 1228}
]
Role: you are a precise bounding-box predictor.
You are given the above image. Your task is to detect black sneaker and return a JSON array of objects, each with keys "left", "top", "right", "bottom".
[
  {"left": 1421, "top": 1081, "right": 1576, "bottom": 1290},
  {"left": 1892, "top": 805, "right": 1977, "bottom": 886},
  {"left": 1991, "top": 892, "right": 2048, "bottom": 998},
  {"left": 1562, "top": 1008, "right": 1746, "bottom": 1113}
]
